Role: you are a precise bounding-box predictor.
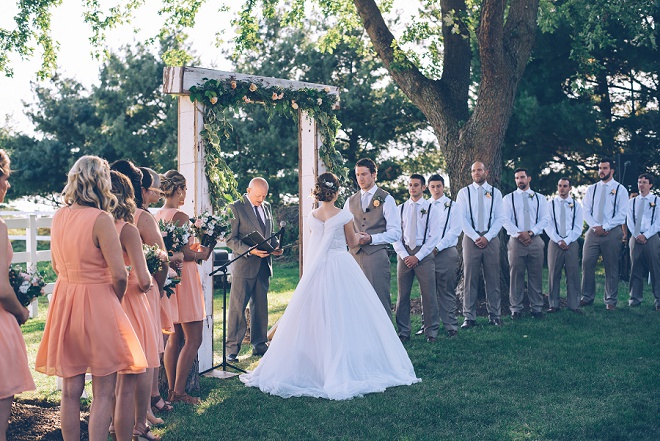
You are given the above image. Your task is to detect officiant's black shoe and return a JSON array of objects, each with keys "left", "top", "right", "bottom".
[
  {"left": 252, "top": 344, "right": 269, "bottom": 356},
  {"left": 460, "top": 320, "right": 477, "bottom": 329},
  {"left": 227, "top": 354, "right": 239, "bottom": 363}
]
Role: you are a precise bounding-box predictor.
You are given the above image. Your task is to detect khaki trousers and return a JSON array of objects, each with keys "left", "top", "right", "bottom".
[
  {"left": 462, "top": 235, "right": 501, "bottom": 320},
  {"left": 396, "top": 246, "right": 439, "bottom": 338},
  {"left": 547, "top": 240, "right": 581, "bottom": 310},
  {"left": 581, "top": 227, "right": 623, "bottom": 306},
  {"left": 434, "top": 247, "right": 459, "bottom": 331},
  {"left": 353, "top": 248, "right": 392, "bottom": 317},
  {"left": 508, "top": 236, "right": 545, "bottom": 313},
  {"left": 629, "top": 234, "right": 660, "bottom": 307}
]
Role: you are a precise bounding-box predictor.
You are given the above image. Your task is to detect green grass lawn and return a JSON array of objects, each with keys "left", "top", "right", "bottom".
[{"left": 17, "top": 261, "right": 660, "bottom": 440}]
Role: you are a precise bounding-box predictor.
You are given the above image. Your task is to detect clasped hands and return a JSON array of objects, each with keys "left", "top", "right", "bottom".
[
  {"left": 516, "top": 231, "right": 533, "bottom": 246},
  {"left": 357, "top": 232, "right": 372, "bottom": 245}
]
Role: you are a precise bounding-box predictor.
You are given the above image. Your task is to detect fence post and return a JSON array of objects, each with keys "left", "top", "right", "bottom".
[{"left": 26, "top": 214, "right": 39, "bottom": 318}]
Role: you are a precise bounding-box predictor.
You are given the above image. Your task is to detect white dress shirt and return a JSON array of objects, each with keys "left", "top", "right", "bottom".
[
  {"left": 343, "top": 185, "right": 401, "bottom": 245},
  {"left": 626, "top": 194, "right": 659, "bottom": 239},
  {"left": 392, "top": 198, "right": 440, "bottom": 261},
  {"left": 456, "top": 182, "right": 505, "bottom": 242},
  {"left": 545, "top": 196, "right": 584, "bottom": 245},
  {"left": 430, "top": 195, "right": 462, "bottom": 252},
  {"left": 582, "top": 179, "right": 629, "bottom": 230},
  {"left": 503, "top": 189, "right": 549, "bottom": 238}
]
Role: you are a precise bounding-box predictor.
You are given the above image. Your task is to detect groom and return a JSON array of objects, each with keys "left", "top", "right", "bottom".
[
  {"left": 226, "top": 177, "right": 282, "bottom": 362},
  {"left": 344, "top": 158, "right": 401, "bottom": 317}
]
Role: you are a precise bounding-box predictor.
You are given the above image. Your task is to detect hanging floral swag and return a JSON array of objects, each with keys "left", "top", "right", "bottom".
[{"left": 188, "top": 78, "right": 346, "bottom": 212}]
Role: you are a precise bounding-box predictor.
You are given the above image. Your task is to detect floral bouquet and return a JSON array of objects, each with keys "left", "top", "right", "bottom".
[
  {"left": 8, "top": 265, "right": 46, "bottom": 307},
  {"left": 158, "top": 220, "right": 192, "bottom": 253},
  {"left": 143, "top": 244, "right": 168, "bottom": 275},
  {"left": 163, "top": 267, "right": 181, "bottom": 298},
  {"left": 190, "top": 210, "right": 230, "bottom": 248}
]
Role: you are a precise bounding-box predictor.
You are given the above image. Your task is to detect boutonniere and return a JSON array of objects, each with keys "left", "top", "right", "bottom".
[
  {"left": 610, "top": 188, "right": 617, "bottom": 196},
  {"left": 568, "top": 202, "right": 574, "bottom": 208},
  {"left": 651, "top": 201, "right": 657, "bottom": 208},
  {"left": 420, "top": 208, "right": 428, "bottom": 217},
  {"left": 485, "top": 190, "right": 492, "bottom": 199},
  {"left": 528, "top": 192, "right": 535, "bottom": 199},
  {"left": 372, "top": 195, "right": 385, "bottom": 207},
  {"left": 444, "top": 201, "right": 452, "bottom": 210}
]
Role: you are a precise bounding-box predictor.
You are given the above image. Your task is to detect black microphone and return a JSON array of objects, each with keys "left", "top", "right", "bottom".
[{"left": 624, "top": 160, "right": 631, "bottom": 168}]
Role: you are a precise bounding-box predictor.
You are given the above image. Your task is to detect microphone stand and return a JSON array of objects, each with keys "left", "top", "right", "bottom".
[{"left": 200, "top": 229, "right": 283, "bottom": 376}]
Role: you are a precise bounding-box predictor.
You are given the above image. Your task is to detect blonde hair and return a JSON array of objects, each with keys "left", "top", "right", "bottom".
[
  {"left": 110, "top": 170, "right": 136, "bottom": 223},
  {"left": 160, "top": 170, "right": 186, "bottom": 198},
  {"left": 0, "top": 149, "right": 10, "bottom": 177},
  {"left": 62, "top": 155, "right": 117, "bottom": 212}
]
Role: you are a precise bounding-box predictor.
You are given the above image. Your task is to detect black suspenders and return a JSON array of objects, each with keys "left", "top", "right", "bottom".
[
  {"left": 590, "top": 183, "right": 621, "bottom": 218},
  {"left": 551, "top": 199, "right": 577, "bottom": 239},
  {"left": 632, "top": 195, "right": 657, "bottom": 231},
  {"left": 511, "top": 192, "right": 540, "bottom": 228},
  {"left": 400, "top": 201, "right": 432, "bottom": 247},
  {"left": 467, "top": 186, "right": 495, "bottom": 232}
]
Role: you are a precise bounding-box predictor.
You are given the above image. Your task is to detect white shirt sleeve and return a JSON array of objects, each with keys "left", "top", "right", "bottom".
[
  {"left": 372, "top": 194, "right": 402, "bottom": 245},
  {"left": 484, "top": 188, "right": 504, "bottom": 242},
  {"left": 502, "top": 193, "right": 519, "bottom": 237},
  {"left": 457, "top": 187, "right": 480, "bottom": 242}
]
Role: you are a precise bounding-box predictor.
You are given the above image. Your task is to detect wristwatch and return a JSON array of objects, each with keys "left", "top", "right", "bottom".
[{"left": 528, "top": 230, "right": 535, "bottom": 237}]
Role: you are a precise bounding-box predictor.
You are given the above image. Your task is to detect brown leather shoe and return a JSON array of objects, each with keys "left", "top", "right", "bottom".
[
  {"left": 606, "top": 304, "right": 616, "bottom": 310},
  {"left": 447, "top": 329, "right": 458, "bottom": 338},
  {"left": 170, "top": 391, "right": 201, "bottom": 405},
  {"left": 546, "top": 307, "right": 560, "bottom": 313},
  {"left": 579, "top": 299, "right": 594, "bottom": 307}
]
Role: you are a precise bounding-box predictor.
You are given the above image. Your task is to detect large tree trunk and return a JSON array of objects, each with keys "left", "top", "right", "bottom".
[{"left": 353, "top": 0, "right": 539, "bottom": 312}]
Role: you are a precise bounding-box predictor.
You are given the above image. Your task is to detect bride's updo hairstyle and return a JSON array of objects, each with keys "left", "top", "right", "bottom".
[
  {"left": 312, "top": 172, "right": 340, "bottom": 202},
  {"left": 62, "top": 155, "right": 117, "bottom": 212},
  {"left": 160, "top": 170, "right": 186, "bottom": 197}
]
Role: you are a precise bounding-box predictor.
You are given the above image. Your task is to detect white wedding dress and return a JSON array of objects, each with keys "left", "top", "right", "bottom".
[{"left": 240, "top": 209, "right": 420, "bottom": 400}]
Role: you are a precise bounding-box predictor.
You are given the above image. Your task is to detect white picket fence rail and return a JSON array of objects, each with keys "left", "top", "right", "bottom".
[{"left": 2, "top": 211, "right": 56, "bottom": 318}]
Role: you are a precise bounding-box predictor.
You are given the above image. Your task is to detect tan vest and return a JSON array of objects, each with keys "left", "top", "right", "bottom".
[{"left": 348, "top": 187, "right": 390, "bottom": 255}]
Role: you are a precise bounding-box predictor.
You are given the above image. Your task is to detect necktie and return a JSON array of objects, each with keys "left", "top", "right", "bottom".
[
  {"left": 361, "top": 192, "right": 370, "bottom": 212},
  {"left": 635, "top": 197, "right": 646, "bottom": 236},
  {"left": 406, "top": 202, "right": 418, "bottom": 247},
  {"left": 523, "top": 192, "right": 531, "bottom": 231},
  {"left": 596, "top": 184, "right": 607, "bottom": 224},
  {"left": 477, "top": 186, "right": 485, "bottom": 233},
  {"left": 254, "top": 205, "right": 266, "bottom": 234},
  {"left": 559, "top": 200, "right": 567, "bottom": 237}
]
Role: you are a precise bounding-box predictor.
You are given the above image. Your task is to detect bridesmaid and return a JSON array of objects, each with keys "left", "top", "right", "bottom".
[
  {"left": 0, "top": 149, "right": 35, "bottom": 441},
  {"left": 110, "top": 171, "right": 161, "bottom": 441},
  {"left": 138, "top": 167, "right": 176, "bottom": 417},
  {"left": 110, "top": 161, "right": 172, "bottom": 424},
  {"left": 35, "top": 156, "right": 147, "bottom": 441},
  {"left": 158, "top": 171, "right": 212, "bottom": 405}
]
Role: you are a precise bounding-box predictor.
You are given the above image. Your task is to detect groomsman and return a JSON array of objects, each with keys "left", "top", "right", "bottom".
[
  {"left": 544, "top": 177, "right": 584, "bottom": 313},
  {"left": 428, "top": 174, "right": 462, "bottom": 337},
  {"left": 393, "top": 175, "right": 440, "bottom": 342},
  {"left": 626, "top": 173, "right": 660, "bottom": 310},
  {"left": 456, "top": 161, "right": 505, "bottom": 327},
  {"left": 345, "top": 158, "right": 402, "bottom": 317},
  {"left": 503, "top": 168, "right": 549, "bottom": 319},
  {"left": 581, "top": 158, "right": 629, "bottom": 309}
]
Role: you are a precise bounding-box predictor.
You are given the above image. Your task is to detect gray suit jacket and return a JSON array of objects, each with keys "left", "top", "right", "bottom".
[{"left": 227, "top": 195, "right": 277, "bottom": 279}]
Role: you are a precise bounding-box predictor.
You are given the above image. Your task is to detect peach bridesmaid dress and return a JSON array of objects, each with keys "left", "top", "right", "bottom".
[
  {"left": 155, "top": 208, "right": 205, "bottom": 324},
  {"left": 135, "top": 208, "right": 174, "bottom": 350},
  {"left": 0, "top": 243, "right": 36, "bottom": 399},
  {"left": 35, "top": 206, "right": 147, "bottom": 377},
  {"left": 115, "top": 220, "right": 160, "bottom": 368}
]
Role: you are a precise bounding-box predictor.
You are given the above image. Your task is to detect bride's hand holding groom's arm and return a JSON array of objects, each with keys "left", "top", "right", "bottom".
[{"left": 344, "top": 223, "right": 363, "bottom": 249}]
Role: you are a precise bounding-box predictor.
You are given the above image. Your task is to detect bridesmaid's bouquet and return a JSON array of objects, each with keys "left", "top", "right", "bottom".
[
  {"left": 163, "top": 267, "right": 181, "bottom": 298},
  {"left": 158, "top": 220, "right": 191, "bottom": 253},
  {"left": 8, "top": 265, "right": 46, "bottom": 307},
  {"left": 143, "top": 244, "right": 168, "bottom": 275},
  {"left": 190, "top": 210, "right": 231, "bottom": 248}
]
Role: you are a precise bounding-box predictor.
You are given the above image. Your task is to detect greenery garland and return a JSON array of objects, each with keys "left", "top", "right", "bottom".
[{"left": 188, "top": 77, "right": 345, "bottom": 211}]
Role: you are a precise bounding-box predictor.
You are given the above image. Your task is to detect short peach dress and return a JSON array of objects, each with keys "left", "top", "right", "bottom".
[
  {"left": 155, "top": 208, "right": 205, "bottom": 324},
  {"left": 135, "top": 209, "right": 173, "bottom": 348},
  {"left": 116, "top": 220, "right": 160, "bottom": 368},
  {"left": 0, "top": 241, "right": 36, "bottom": 399},
  {"left": 35, "top": 206, "right": 147, "bottom": 378}
]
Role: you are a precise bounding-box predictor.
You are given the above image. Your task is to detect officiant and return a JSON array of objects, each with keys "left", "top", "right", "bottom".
[{"left": 226, "top": 177, "right": 282, "bottom": 362}]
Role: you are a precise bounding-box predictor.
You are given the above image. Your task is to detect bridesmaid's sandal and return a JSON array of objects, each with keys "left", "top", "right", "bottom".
[
  {"left": 151, "top": 395, "right": 173, "bottom": 413},
  {"left": 146, "top": 408, "right": 164, "bottom": 426},
  {"left": 166, "top": 390, "right": 174, "bottom": 402},
  {"left": 170, "top": 391, "right": 201, "bottom": 405},
  {"left": 132, "top": 426, "right": 161, "bottom": 441},
  {"left": 109, "top": 425, "right": 117, "bottom": 441}
]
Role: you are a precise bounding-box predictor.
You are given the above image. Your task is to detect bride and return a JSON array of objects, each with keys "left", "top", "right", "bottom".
[{"left": 240, "top": 172, "right": 420, "bottom": 400}]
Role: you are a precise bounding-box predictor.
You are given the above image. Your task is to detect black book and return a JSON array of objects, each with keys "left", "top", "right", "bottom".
[{"left": 242, "top": 231, "right": 277, "bottom": 252}]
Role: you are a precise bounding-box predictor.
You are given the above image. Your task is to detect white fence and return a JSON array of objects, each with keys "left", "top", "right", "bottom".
[{"left": 3, "top": 211, "right": 56, "bottom": 317}]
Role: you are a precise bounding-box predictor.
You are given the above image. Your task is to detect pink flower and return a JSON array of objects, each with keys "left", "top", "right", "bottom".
[
  {"left": 161, "top": 231, "right": 167, "bottom": 237},
  {"left": 272, "top": 92, "right": 279, "bottom": 100},
  {"left": 194, "top": 219, "right": 203, "bottom": 228},
  {"left": 249, "top": 83, "right": 257, "bottom": 92},
  {"left": 230, "top": 80, "right": 237, "bottom": 89},
  {"left": 209, "top": 96, "right": 218, "bottom": 105},
  {"left": 291, "top": 100, "right": 299, "bottom": 110}
]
